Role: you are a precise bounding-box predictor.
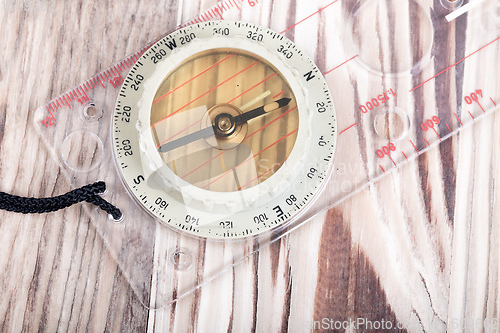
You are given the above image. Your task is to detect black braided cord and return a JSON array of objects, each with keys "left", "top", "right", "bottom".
[{"left": 0, "top": 181, "right": 122, "bottom": 220}]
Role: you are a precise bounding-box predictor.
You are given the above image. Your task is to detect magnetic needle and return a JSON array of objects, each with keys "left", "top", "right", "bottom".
[{"left": 112, "top": 20, "right": 337, "bottom": 239}]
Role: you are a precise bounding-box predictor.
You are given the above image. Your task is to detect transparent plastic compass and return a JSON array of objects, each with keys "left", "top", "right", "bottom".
[{"left": 33, "top": 0, "right": 499, "bottom": 308}]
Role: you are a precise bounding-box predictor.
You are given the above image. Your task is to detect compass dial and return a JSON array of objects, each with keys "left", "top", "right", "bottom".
[{"left": 112, "top": 21, "right": 337, "bottom": 239}]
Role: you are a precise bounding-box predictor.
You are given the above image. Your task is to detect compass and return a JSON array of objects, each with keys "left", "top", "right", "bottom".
[{"left": 112, "top": 20, "right": 337, "bottom": 239}]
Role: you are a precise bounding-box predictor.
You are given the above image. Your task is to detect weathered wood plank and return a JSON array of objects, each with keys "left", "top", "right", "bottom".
[{"left": 0, "top": 0, "right": 499, "bottom": 332}]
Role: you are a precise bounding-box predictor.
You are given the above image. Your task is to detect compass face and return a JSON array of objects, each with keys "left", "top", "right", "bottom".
[
  {"left": 113, "top": 21, "right": 336, "bottom": 239},
  {"left": 150, "top": 49, "right": 299, "bottom": 192}
]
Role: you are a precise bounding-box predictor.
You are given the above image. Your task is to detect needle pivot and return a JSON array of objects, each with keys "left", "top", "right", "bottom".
[{"left": 214, "top": 113, "right": 236, "bottom": 137}]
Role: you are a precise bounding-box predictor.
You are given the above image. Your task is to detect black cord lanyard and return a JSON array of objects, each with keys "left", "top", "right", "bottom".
[{"left": 0, "top": 181, "right": 122, "bottom": 220}]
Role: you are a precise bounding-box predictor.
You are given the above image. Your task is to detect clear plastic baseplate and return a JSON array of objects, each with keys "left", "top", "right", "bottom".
[{"left": 33, "top": 0, "right": 500, "bottom": 309}]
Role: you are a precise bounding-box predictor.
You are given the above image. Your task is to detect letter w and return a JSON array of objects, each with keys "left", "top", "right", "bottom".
[{"left": 166, "top": 39, "right": 177, "bottom": 50}]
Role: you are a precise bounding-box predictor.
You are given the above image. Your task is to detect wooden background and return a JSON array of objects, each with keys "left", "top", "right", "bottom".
[{"left": 0, "top": 0, "right": 499, "bottom": 332}]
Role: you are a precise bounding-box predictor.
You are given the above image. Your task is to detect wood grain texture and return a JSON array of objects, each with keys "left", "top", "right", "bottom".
[{"left": 1, "top": 0, "right": 499, "bottom": 332}]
